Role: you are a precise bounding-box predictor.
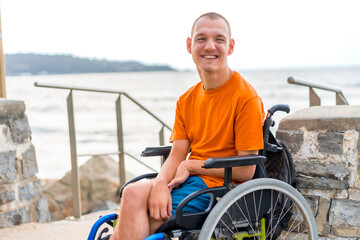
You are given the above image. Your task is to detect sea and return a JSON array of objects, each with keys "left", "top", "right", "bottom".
[{"left": 5, "top": 67, "right": 360, "bottom": 179}]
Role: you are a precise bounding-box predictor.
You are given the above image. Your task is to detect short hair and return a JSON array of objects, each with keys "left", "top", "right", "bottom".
[{"left": 191, "top": 12, "right": 232, "bottom": 38}]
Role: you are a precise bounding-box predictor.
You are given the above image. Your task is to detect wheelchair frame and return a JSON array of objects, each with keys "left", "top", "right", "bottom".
[{"left": 87, "top": 104, "right": 318, "bottom": 240}]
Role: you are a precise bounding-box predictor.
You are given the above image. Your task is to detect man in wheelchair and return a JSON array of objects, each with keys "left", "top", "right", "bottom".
[{"left": 110, "top": 12, "right": 266, "bottom": 240}]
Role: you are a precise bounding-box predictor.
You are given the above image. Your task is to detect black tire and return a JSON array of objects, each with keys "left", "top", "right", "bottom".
[{"left": 198, "top": 178, "right": 318, "bottom": 240}]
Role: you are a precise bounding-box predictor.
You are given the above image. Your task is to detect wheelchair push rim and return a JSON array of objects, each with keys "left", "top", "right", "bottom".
[{"left": 198, "top": 178, "right": 318, "bottom": 240}]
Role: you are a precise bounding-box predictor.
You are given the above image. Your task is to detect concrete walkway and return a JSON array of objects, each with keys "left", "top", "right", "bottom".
[{"left": 0, "top": 209, "right": 115, "bottom": 240}]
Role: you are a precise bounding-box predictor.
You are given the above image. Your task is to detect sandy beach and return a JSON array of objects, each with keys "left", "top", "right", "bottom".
[{"left": 0, "top": 209, "right": 115, "bottom": 240}]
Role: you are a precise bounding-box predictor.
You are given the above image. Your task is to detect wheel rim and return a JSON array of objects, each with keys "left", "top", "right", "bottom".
[{"left": 199, "top": 178, "right": 318, "bottom": 240}]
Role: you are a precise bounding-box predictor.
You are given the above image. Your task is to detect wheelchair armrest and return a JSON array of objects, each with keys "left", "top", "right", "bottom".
[
  {"left": 141, "top": 146, "right": 172, "bottom": 159},
  {"left": 203, "top": 155, "right": 266, "bottom": 169}
]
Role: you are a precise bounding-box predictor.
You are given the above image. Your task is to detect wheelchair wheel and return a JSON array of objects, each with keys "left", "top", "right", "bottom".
[{"left": 198, "top": 178, "right": 318, "bottom": 240}]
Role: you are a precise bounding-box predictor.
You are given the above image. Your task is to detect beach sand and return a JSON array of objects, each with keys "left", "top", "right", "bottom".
[{"left": 0, "top": 209, "right": 115, "bottom": 240}]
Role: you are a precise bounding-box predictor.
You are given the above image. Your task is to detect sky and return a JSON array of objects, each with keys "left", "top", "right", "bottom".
[{"left": 1, "top": 0, "right": 360, "bottom": 70}]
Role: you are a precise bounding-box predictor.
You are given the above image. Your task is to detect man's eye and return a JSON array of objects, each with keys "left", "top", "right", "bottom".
[
  {"left": 216, "top": 38, "right": 225, "bottom": 42},
  {"left": 196, "top": 38, "right": 205, "bottom": 42}
]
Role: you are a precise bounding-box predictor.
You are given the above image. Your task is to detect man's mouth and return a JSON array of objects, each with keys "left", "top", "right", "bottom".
[{"left": 202, "top": 55, "right": 218, "bottom": 59}]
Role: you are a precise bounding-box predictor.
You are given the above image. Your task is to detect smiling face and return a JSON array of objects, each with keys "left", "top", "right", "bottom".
[{"left": 187, "top": 16, "right": 234, "bottom": 75}]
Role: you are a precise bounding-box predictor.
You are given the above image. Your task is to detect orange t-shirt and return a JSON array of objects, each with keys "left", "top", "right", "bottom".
[{"left": 169, "top": 71, "right": 265, "bottom": 188}]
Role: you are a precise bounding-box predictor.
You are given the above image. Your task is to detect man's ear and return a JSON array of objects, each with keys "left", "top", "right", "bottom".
[
  {"left": 228, "top": 38, "right": 235, "bottom": 55},
  {"left": 186, "top": 37, "right": 192, "bottom": 54}
]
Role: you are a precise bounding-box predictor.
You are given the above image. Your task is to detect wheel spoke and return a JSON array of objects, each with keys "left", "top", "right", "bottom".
[
  {"left": 234, "top": 201, "right": 257, "bottom": 235},
  {"left": 266, "top": 189, "right": 281, "bottom": 236}
]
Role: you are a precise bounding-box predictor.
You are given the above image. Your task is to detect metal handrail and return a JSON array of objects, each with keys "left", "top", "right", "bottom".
[
  {"left": 34, "top": 82, "right": 172, "bottom": 130},
  {"left": 34, "top": 82, "right": 171, "bottom": 219},
  {"left": 287, "top": 76, "right": 348, "bottom": 106}
]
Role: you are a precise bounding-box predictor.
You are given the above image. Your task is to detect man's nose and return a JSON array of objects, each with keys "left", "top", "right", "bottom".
[{"left": 204, "top": 39, "right": 216, "bottom": 51}]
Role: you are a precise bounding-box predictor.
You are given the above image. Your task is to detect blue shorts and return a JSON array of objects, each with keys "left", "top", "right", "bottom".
[{"left": 171, "top": 175, "right": 211, "bottom": 216}]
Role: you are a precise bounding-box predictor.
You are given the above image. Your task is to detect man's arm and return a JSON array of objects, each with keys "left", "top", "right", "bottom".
[
  {"left": 168, "top": 150, "right": 258, "bottom": 189},
  {"left": 148, "top": 139, "right": 190, "bottom": 221}
]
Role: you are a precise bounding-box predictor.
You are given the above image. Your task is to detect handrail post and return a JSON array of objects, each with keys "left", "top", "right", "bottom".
[
  {"left": 159, "top": 125, "right": 165, "bottom": 146},
  {"left": 116, "top": 94, "right": 126, "bottom": 188},
  {"left": 67, "top": 90, "right": 81, "bottom": 219},
  {"left": 159, "top": 125, "right": 165, "bottom": 166},
  {"left": 309, "top": 87, "right": 321, "bottom": 106},
  {"left": 336, "top": 92, "right": 347, "bottom": 105}
]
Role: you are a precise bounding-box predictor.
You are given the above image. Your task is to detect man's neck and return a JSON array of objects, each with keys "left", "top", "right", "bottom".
[{"left": 198, "top": 67, "right": 234, "bottom": 90}]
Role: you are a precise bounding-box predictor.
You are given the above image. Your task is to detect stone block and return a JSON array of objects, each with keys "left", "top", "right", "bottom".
[
  {"left": 297, "top": 176, "right": 347, "bottom": 190},
  {"left": 276, "top": 130, "right": 303, "bottom": 154},
  {"left": 331, "top": 226, "right": 360, "bottom": 238},
  {"left": 0, "top": 207, "right": 30, "bottom": 228},
  {"left": 8, "top": 116, "right": 31, "bottom": 144},
  {"left": 295, "top": 161, "right": 348, "bottom": 180},
  {"left": 0, "top": 100, "right": 26, "bottom": 119},
  {"left": 303, "top": 195, "right": 319, "bottom": 217},
  {"left": 0, "top": 125, "right": 13, "bottom": 152},
  {"left": 299, "top": 188, "right": 348, "bottom": 199},
  {"left": 318, "top": 132, "right": 344, "bottom": 155},
  {"left": 19, "top": 180, "right": 42, "bottom": 201},
  {"left": 349, "top": 189, "right": 360, "bottom": 201},
  {"left": 0, "top": 189, "right": 16, "bottom": 204},
  {"left": 315, "top": 197, "right": 331, "bottom": 236},
  {"left": 36, "top": 196, "right": 51, "bottom": 223},
  {"left": 329, "top": 199, "right": 360, "bottom": 227},
  {"left": 21, "top": 144, "right": 38, "bottom": 179},
  {"left": 0, "top": 151, "right": 17, "bottom": 184},
  {"left": 342, "top": 131, "right": 360, "bottom": 189},
  {"left": 278, "top": 105, "right": 360, "bottom": 132}
]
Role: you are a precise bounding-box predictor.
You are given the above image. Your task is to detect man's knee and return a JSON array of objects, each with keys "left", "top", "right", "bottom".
[{"left": 121, "top": 181, "right": 152, "bottom": 208}]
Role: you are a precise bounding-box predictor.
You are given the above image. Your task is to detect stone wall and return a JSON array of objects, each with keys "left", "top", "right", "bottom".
[
  {"left": 0, "top": 99, "right": 50, "bottom": 228},
  {"left": 277, "top": 105, "right": 360, "bottom": 239}
]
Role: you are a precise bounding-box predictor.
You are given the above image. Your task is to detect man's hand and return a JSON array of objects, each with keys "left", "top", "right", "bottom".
[
  {"left": 148, "top": 179, "right": 172, "bottom": 221},
  {"left": 168, "top": 161, "right": 190, "bottom": 190}
]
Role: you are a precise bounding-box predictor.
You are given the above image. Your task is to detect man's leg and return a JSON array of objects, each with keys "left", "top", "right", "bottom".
[{"left": 111, "top": 180, "right": 155, "bottom": 240}]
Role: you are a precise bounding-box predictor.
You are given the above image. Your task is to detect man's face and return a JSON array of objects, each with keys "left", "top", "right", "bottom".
[{"left": 187, "top": 17, "right": 234, "bottom": 74}]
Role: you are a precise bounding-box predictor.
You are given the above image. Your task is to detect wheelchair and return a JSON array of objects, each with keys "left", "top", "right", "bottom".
[{"left": 88, "top": 104, "right": 318, "bottom": 240}]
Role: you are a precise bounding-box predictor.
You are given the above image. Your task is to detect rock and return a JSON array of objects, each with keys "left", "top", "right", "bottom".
[
  {"left": 294, "top": 161, "right": 348, "bottom": 180},
  {"left": 36, "top": 196, "right": 51, "bottom": 223},
  {"left": 329, "top": 199, "right": 360, "bottom": 227},
  {"left": 276, "top": 130, "right": 304, "bottom": 154},
  {"left": 0, "top": 207, "right": 30, "bottom": 228},
  {"left": 317, "top": 132, "right": 344, "bottom": 155},
  {"left": 277, "top": 105, "right": 360, "bottom": 132},
  {"left": 91, "top": 200, "right": 119, "bottom": 213},
  {"left": 43, "top": 155, "right": 134, "bottom": 220},
  {"left": 349, "top": 188, "right": 360, "bottom": 201},
  {"left": 0, "top": 189, "right": 16, "bottom": 204},
  {"left": 0, "top": 151, "right": 17, "bottom": 184},
  {"left": 19, "top": 180, "right": 42, "bottom": 201},
  {"left": 316, "top": 197, "right": 331, "bottom": 236},
  {"left": 8, "top": 116, "right": 31, "bottom": 144},
  {"left": 0, "top": 99, "right": 26, "bottom": 118},
  {"left": 330, "top": 226, "right": 360, "bottom": 238},
  {"left": 21, "top": 144, "right": 38, "bottom": 179},
  {"left": 297, "top": 176, "right": 347, "bottom": 190}
]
